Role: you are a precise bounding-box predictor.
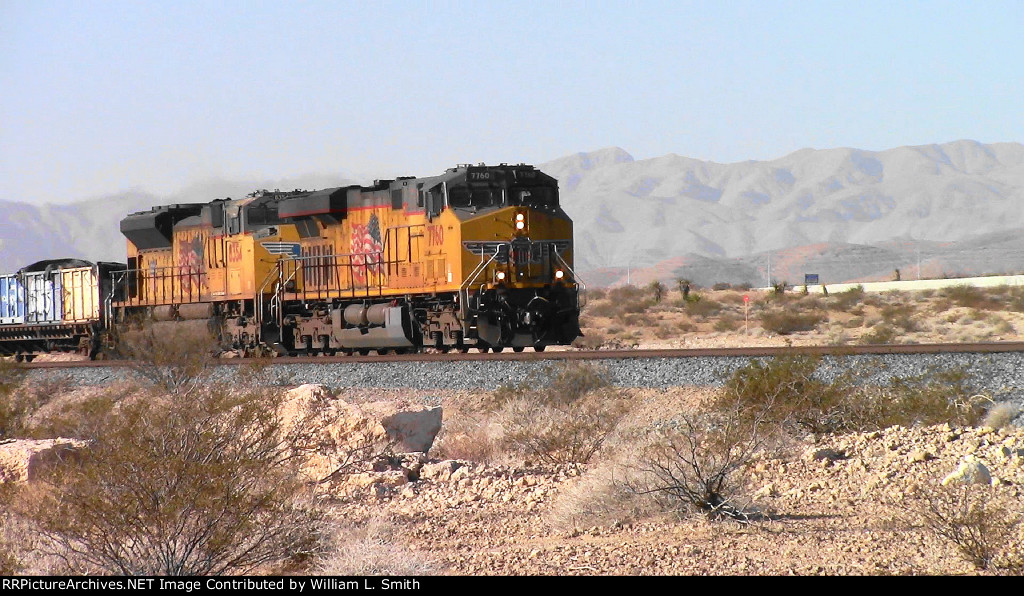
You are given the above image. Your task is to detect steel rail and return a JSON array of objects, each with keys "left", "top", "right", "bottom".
[{"left": 19, "top": 341, "right": 1024, "bottom": 369}]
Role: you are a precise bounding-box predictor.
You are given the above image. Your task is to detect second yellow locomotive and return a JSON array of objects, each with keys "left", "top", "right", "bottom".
[{"left": 113, "top": 163, "right": 583, "bottom": 354}]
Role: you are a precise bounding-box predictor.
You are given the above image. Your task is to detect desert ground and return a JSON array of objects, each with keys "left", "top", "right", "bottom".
[{"left": 2, "top": 282, "right": 1023, "bottom": 576}]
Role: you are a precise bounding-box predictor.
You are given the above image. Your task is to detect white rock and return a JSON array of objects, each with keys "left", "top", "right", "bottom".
[{"left": 941, "top": 458, "right": 992, "bottom": 486}]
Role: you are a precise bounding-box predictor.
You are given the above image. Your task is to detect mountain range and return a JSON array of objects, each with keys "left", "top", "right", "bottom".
[{"left": 3, "top": 140, "right": 1024, "bottom": 287}]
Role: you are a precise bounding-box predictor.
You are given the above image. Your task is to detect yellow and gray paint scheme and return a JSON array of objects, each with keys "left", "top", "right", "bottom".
[{"left": 112, "top": 164, "right": 582, "bottom": 354}]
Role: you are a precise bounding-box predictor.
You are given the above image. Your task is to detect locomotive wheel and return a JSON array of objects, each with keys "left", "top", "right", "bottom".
[
  {"left": 492, "top": 346, "right": 504, "bottom": 353},
  {"left": 342, "top": 349, "right": 354, "bottom": 356},
  {"left": 477, "top": 346, "right": 489, "bottom": 353},
  {"left": 459, "top": 347, "right": 470, "bottom": 354},
  {"left": 394, "top": 348, "right": 407, "bottom": 355},
  {"left": 512, "top": 346, "right": 524, "bottom": 353},
  {"left": 377, "top": 348, "right": 390, "bottom": 356},
  {"left": 358, "top": 349, "right": 370, "bottom": 356},
  {"left": 534, "top": 345, "right": 546, "bottom": 352}
]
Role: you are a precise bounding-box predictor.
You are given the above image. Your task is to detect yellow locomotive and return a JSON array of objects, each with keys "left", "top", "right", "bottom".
[{"left": 112, "top": 163, "right": 583, "bottom": 354}]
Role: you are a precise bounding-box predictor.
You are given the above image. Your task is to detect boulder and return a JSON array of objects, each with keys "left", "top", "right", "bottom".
[
  {"left": 0, "top": 438, "right": 89, "bottom": 483},
  {"left": 277, "top": 384, "right": 443, "bottom": 484},
  {"left": 941, "top": 458, "right": 992, "bottom": 487}
]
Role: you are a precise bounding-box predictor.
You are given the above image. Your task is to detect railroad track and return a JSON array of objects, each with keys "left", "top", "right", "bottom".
[{"left": 22, "top": 341, "right": 1024, "bottom": 369}]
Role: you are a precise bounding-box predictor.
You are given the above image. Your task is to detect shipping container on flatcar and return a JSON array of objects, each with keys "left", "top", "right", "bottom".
[{"left": 0, "top": 274, "right": 24, "bottom": 325}]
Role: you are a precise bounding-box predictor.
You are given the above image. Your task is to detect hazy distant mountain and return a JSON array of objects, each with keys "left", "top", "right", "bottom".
[
  {"left": 544, "top": 140, "right": 1024, "bottom": 284},
  {"left": 0, "top": 174, "right": 353, "bottom": 271},
  {"left": 3, "top": 140, "right": 1024, "bottom": 286}
]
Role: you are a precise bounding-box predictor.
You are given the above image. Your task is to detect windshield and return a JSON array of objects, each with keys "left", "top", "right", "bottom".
[
  {"left": 512, "top": 186, "right": 557, "bottom": 208},
  {"left": 448, "top": 187, "right": 502, "bottom": 209}
]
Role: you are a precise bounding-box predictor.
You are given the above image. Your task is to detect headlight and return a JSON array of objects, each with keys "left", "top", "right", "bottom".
[
  {"left": 496, "top": 271, "right": 506, "bottom": 281},
  {"left": 554, "top": 270, "right": 564, "bottom": 280}
]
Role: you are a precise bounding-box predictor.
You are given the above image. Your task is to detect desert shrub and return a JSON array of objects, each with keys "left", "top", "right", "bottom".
[
  {"left": 0, "top": 359, "right": 34, "bottom": 438},
  {"left": 986, "top": 314, "right": 1015, "bottom": 336},
  {"left": 319, "top": 517, "right": 438, "bottom": 575},
  {"left": 713, "top": 315, "right": 740, "bottom": 332},
  {"left": 620, "top": 299, "right": 653, "bottom": 315},
  {"left": 685, "top": 297, "right": 722, "bottom": 318},
  {"left": 647, "top": 281, "right": 667, "bottom": 303},
  {"left": 796, "top": 295, "right": 825, "bottom": 310},
  {"left": 572, "top": 330, "right": 607, "bottom": 350},
  {"left": 871, "top": 368, "right": 988, "bottom": 428},
  {"left": 844, "top": 316, "right": 865, "bottom": 328},
  {"left": 621, "top": 313, "right": 643, "bottom": 327},
  {"left": 608, "top": 285, "right": 645, "bottom": 304},
  {"left": 759, "top": 309, "right": 824, "bottom": 335},
  {"left": 881, "top": 303, "right": 919, "bottom": 331},
  {"left": 721, "top": 357, "right": 985, "bottom": 435},
  {"left": 27, "top": 390, "right": 120, "bottom": 441},
  {"left": 545, "top": 460, "right": 662, "bottom": 531},
  {"left": 26, "top": 385, "right": 323, "bottom": 575},
  {"left": 1006, "top": 288, "right": 1024, "bottom": 313},
  {"left": 829, "top": 285, "right": 865, "bottom": 310},
  {"left": 942, "top": 285, "right": 997, "bottom": 310},
  {"left": 654, "top": 324, "right": 677, "bottom": 339},
  {"left": 719, "top": 356, "right": 849, "bottom": 434},
  {"left": 494, "top": 362, "right": 629, "bottom": 465},
  {"left": 629, "top": 402, "right": 775, "bottom": 521},
  {"left": 0, "top": 484, "right": 23, "bottom": 574},
  {"left": 588, "top": 288, "right": 607, "bottom": 301},
  {"left": 860, "top": 322, "right": 899, "bottom": 344},
  {"left": 585, "top": 301, "right": 617, "bottom": 319},
  {"left": 717, "top": 292, "right": 746, "bottom": 305},
  {"left": 982, "top": 402, "right": 1020, "bottom": 429},
  {"left": 712, "top": 282, "right": 732, "bottom": 291},
  {"left": 430, "top": 416, "right": 501, "bottom": 463},
  {"left": 905, "top": 484, "right": 1023, "bottom": 571},
  {"left": 114, "top": 322, "right": 219, "bottom": 396},
  {"left": 676, "top": 320, "right": 696, "bottom": 333}
]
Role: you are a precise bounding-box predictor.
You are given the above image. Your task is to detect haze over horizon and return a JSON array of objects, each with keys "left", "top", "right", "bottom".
[{"left": 2, "top": 1, "right": 1022, "bottom": 205}]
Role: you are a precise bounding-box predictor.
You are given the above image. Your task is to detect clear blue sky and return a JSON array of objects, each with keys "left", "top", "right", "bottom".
[{"left": 2, "top": 0, "right": 1022, "bottom": 204}]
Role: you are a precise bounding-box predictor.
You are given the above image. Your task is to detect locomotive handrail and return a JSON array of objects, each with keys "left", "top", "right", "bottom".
[
  {"left": 106, "top": 265, "right": 203, "bottom": 307},
  {"left": 553, "top": 250, "right": 587, "bottom": 309},
  {"left": 459, "top": 243, "right": 507, "bottom": 319}
]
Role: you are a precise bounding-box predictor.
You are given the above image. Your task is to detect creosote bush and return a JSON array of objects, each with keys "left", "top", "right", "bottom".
[
  {"left": 493, "top": 362, "right": 630, "bottom": 465},
  {"left": 319, "top": 517, "right": 438, "bottom": 575},
  {"left": 759, "top": 309, "right": 825, "bottom": 335},
  {"left": 629, "top": 400, "right": 775, "bottom": 521},
  {"left": 904, "top": 484, "right": 1024, "bottom": 571},
  {"left": 25, "top": 384, "right": 323, "bottom": 575},
  {"left": 720, "top": 356, "right": 987, "bottom": 435},
  {"left": 114, "top": 322, "right": 219, "bottom": 396},
  {"left": 0, "top": 359, "right": 33, "bottom": 438}
]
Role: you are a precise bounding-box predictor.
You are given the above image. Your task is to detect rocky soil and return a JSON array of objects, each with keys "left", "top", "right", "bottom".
[{"left": 314, "top": 387, "right": 1024, "bottom": 576}]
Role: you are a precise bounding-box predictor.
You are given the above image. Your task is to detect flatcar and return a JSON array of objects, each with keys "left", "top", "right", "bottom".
[{"left": 109, "top": 163, "right": 584, "bottom": 355}]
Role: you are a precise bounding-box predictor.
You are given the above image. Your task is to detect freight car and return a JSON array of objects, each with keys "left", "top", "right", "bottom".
[
  {"left": 109, "top": 163, "right": 584, "bottom": 355},
  {"left": 0, "top": 259, "right": 125, "bottom": 360}
]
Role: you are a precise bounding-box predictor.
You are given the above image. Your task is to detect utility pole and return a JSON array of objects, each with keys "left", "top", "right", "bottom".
[
  {"left": 917, "top": 245, "right": 922, "bottom": 280},
  {"left": 767, "top": 251, "right": 772, "bottom": 287}
]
